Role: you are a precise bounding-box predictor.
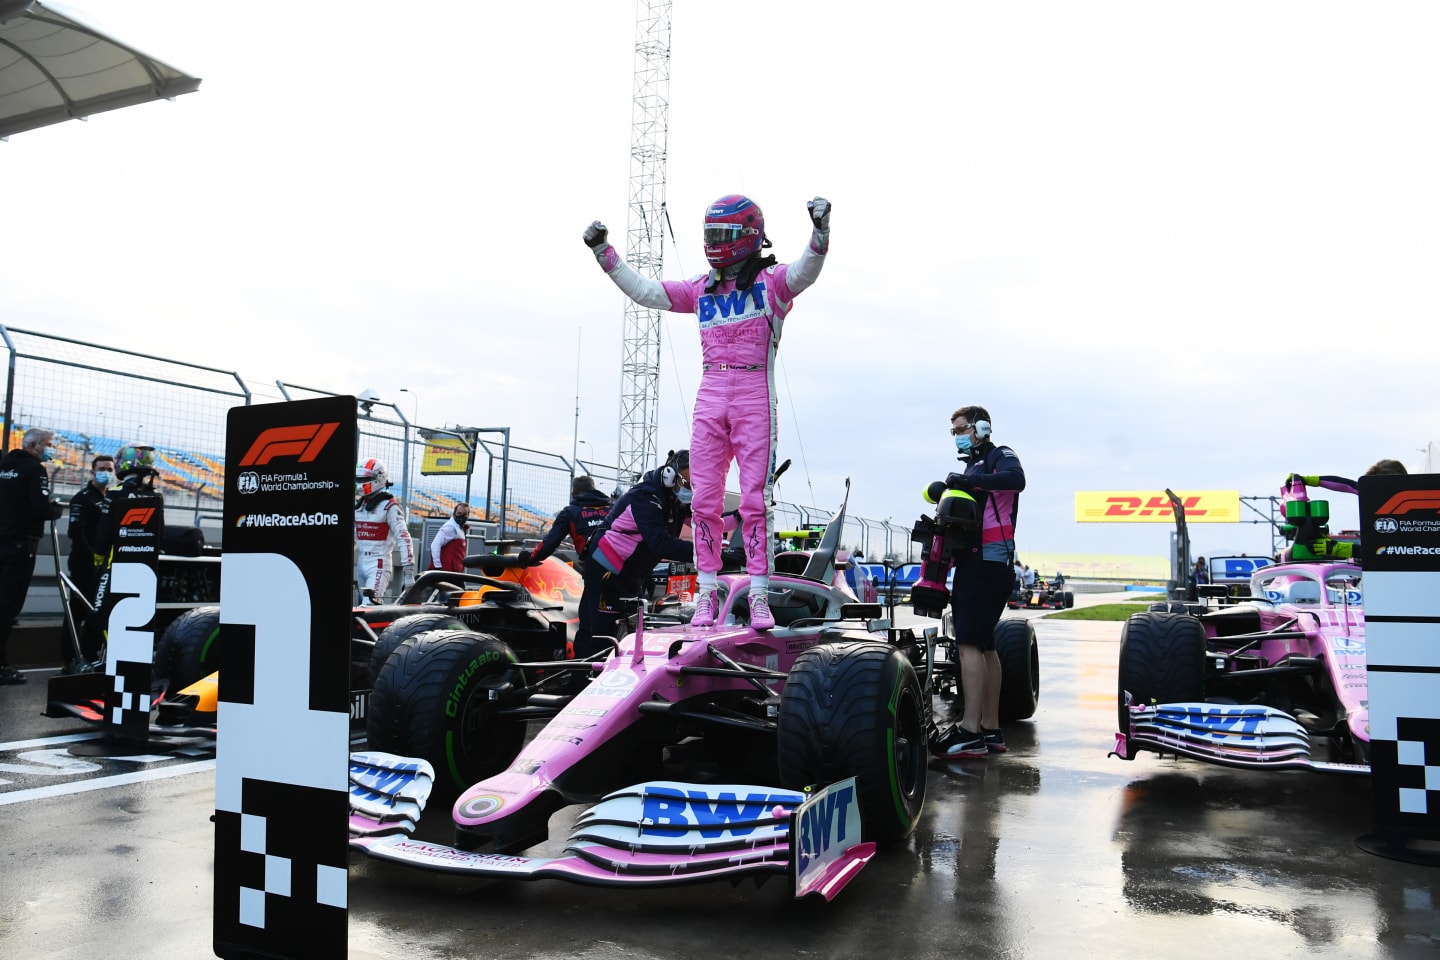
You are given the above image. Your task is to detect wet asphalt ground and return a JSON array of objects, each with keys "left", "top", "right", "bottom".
[{"left": 1, "top": 597, "right": 1438, "bottom": 959}]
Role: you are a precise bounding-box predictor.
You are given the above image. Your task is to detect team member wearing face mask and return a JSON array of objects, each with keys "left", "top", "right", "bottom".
[
  {"left": 64, "top": 455, "right": 115, "bottom": 668},
  {"left": 429, "top": 502, "right": 472, "bottom": 573},
  {"left": 929, "top": 406, "right": 1026, "bottom": 760},
  {"left": 0, "top": 428, "right": 62, "bottom": 684}
]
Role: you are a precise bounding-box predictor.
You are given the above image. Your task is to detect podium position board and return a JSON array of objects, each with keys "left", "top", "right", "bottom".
[
  {"left": 1358, "top": 473, "right": 1440, "bottom": 863},
  {"left": 214, "top": 398, "right": 356, "bottom": 959},
  {"left": 96, "top": 492, "right": 164, "bottom": 743}
]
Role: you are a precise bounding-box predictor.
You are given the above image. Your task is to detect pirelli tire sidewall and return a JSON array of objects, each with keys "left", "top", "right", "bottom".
[
  {"left": 1116, "top": 611, "right": 1206, "bottom": 734},
  {"left": 155, "top": 604, "right": 223, "bottom": 692},
  {"left": 777, "top": 641, "right": 927, "bottom": 844},
  {"left": 367, "top": 629, "right": 527, "bottom": 791}
]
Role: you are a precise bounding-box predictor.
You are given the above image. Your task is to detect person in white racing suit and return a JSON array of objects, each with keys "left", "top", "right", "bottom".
[{"left": 355, "top": 458, "right": 414, "bottom": 604}]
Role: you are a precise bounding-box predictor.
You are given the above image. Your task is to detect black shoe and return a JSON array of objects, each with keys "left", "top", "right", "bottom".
[
  {"left": 929, "top": 723, "right": 987, "bottom": 759},
  {"left": 983, "top": 728, "right": 1007, "bottom": 753},
  {"left": 0, "top": 665, "right": 27, "bottom": 685}
]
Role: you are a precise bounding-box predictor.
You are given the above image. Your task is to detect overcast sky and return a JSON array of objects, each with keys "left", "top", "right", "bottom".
[{"left": 4, "top": 1, "right": 1437, "bottom": 560}]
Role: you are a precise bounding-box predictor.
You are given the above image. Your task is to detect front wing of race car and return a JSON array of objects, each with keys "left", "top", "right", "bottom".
[
  {"left": 347, "top": 753, "right": 874, "bottom": 899},
  {"left": 1112, "top": 702, "right": 1369, "bottom": 775}
]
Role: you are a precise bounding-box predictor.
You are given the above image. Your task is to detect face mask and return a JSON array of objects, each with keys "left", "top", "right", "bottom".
[
  {"left": 677, "top": 486, "right": 693, "bottom": 505},
  {"left": 39, "top": 449, "right": 54, "bottom": 462},
  {"left": 456, "top": 514, "right": 469, "bottom": 526},
  {"left": 94, "top": 471, "right": 113, "bottom": 485},
  {"left": 954, "top": 434, "right": 973, "bottom": 454}
]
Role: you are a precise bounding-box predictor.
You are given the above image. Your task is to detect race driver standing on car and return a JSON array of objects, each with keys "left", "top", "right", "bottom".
[
  {"left": 584, "top": 195, "right": 830, "bottom": 631},
  {"left": 355, "top": 458, "right": 414, "bottom": 604},
  {"left": 930, "top": 405, "right": 1026, "bottom": 760}
]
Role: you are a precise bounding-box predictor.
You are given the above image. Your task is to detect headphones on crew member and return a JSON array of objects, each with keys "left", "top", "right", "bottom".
[
  {"left": 973, "top": 420, "right": 992, "bottom": 441},
  {"left": 660, "top": 450, "right": 681, "bottom": 489}
]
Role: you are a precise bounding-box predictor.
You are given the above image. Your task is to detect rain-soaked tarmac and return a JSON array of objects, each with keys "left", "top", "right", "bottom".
[{"left": 2, "top": 599, "right": 1438, "bottom": 959}]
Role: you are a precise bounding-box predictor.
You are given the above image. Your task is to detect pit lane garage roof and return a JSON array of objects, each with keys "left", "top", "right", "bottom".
[{"left": 0, "top": 1, "right": 199, "bottom": 140}]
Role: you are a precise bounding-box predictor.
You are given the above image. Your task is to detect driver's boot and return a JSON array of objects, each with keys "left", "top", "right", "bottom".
[
  {"left": 750, "top": 592, "right": 774, "bottom": 630},
  {"left": 692, "top": 589, "right": 718, "bottom": 627}
]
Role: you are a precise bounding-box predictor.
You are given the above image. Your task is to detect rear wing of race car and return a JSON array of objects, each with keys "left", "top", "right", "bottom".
[
  {"left": 347, "top": 753, "right": 873, "bottom": 898},
  {"left": 1201, "top": 556, "right": 1273, "bottom": 601}
]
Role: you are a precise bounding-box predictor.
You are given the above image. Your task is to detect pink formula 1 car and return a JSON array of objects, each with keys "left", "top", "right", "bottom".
[
  {"left": 349, "top": 493, "right": 942, "bottom": 899},
  {"left": 1112, "top": 558, "right": 1369, "bottom": 774}
]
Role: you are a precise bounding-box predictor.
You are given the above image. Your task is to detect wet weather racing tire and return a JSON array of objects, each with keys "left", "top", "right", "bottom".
[
  {"left": 1117, "top": 611, "right": 1206, "bottom": 733},
  {"left": 994, "top": 618, "right": 1039, "bottom": 721},
  {"left": 155, "top": 605, "right": 222, "bottom": 692},
  {"left": 367, "top": 630, "right": 528, "bottom": 791},
  {"left": 777, "top": 641, "right": 927, "bottom": 843},
  {"left": 367, "top": 613, "right": 467, "bottom": 686}
]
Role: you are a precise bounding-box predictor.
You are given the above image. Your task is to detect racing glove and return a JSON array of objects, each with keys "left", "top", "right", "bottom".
[
  {"left": 1308, "top": 538, "right": 1354, "bottom": 560},
  {"left": 807, "top": 197, "right": 831, "bottom": 233},
  {"left": 584, "top": 220, "right": 609, "bottom": 253},
  {"left": 945, "top": 472, "right": 975, "bottom": 492},
  {"left": 93, "top": 552, "right": 107, "bottom": 568},
  {"left": 401, "top": 567, "right": 416, "bottom": 589},
  {"left": 517, "top": 549, "right": 539, "bottom": 566},
  {"left": 806, "top": 197, "right": 830, "bottom": 256}
]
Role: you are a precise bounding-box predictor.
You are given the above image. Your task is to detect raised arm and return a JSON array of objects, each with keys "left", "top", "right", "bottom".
[
  {"left": 584, "top": 220, "right": 674, "bottom": 310},
  {"left": 779, "top": 197, "right": 831, "bottom": 296}
]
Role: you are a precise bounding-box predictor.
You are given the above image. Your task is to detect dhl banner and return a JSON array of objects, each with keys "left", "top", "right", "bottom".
[
  {"left": 421, "top": 437, "right": 472, "bottom": 476},
  {"left": 1075, "top": 490, "right": 1241, "bottom": 523}
]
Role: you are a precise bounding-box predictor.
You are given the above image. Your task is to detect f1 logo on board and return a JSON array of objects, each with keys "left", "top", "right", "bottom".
[
  {"left": 1375, "top": 491, "right": 1440, "bottom": 516},
  {"left": 239, "top": 423, "right": 340, "bottom": 467},
  {"left": 119, "top": 507, "right": 156, "bottom": 526},
  {"left": 1372, "top": 491, "right": 1440, "bottom": 533},
  {"left": 1104, "top": 495, "right": 1205, "bottom": 518}
]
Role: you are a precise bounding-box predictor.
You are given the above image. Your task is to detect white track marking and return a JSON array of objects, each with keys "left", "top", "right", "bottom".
[{"left": 0, "top": 759, "right": 215, "bottom": 806}]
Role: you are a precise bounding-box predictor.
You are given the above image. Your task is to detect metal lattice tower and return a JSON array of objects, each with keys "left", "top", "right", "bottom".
[{"left": 616, "top": 0, "right": 672, "bottom": 485}]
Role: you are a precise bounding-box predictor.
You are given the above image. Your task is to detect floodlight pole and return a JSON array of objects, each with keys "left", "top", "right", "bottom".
[{"left": 616, "top": 0, "right": 672, "bottom": 486}]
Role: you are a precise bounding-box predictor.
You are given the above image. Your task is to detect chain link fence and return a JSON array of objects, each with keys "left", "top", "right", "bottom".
[
  {"left": 3, "top": 328, "right": 905, "bottom": 564},
  {"left": 1, "top": 325, "right": 250, "bottom": 523}
]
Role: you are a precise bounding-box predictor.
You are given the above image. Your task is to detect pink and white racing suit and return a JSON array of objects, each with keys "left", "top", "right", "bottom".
[
  {"left": 355, "top": 493, "right": 415, "bottom": 603},
  {"left": 595, "top": 231, "right": 827, "bottom": 579}
]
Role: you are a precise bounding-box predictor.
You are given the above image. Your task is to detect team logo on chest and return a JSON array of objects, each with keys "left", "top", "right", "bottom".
[{"left": 698, "top": 281, "right": 769, "bottom": 327}]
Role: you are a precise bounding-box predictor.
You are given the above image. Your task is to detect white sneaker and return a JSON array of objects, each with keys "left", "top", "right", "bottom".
[
  {"left": 692, "top": 589, "right": 718, "bottom": 627},
  {"left": 750, "top": 592, "right": 774, "bottom": 630}
]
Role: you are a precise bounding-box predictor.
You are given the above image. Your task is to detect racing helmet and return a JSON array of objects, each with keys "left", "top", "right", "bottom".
[
  {"left": 703, "top": 195, "right": 765, "bottom": 268},
  {"left": 115, "top": 442, "right": 157, "bottom": 479},
  {"left": 356, "top": 458, "right": 390, "bottom": 498}
]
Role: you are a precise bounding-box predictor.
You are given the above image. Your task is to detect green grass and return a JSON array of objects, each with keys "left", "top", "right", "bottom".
[{"left": 1045, "top": 602, "right": 1153, "bottom": 621}]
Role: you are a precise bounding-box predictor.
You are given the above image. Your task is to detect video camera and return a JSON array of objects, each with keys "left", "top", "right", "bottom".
[{"left": 909, "top": 480, "right": 981, "bottom": 619}]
